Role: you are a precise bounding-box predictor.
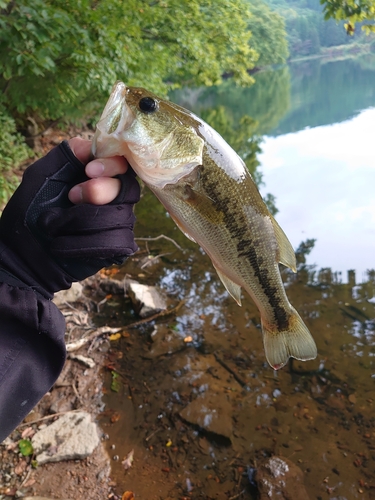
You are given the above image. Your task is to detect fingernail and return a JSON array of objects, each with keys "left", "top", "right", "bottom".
[
  {"left": 86, "top": 160, "right": 105, "bottom": 177},
  {"left": 69, "top": 185, "right": 83, "bottom": 204}
]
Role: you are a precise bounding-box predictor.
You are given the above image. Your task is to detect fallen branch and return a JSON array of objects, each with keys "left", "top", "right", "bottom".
[
  {"left": 66, "top": 325, "right": 123, "bottom": 352},
  {"left": 135, "top": 235, "right": 184, "bottom": 251},
  {"left": 17, "top": 409, "right": 82, "bottom": 428}
]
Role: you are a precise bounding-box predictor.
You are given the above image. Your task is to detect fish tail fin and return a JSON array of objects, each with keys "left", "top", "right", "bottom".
[{"left": 262, "top": 307, "right": 317, "bottom": 370}]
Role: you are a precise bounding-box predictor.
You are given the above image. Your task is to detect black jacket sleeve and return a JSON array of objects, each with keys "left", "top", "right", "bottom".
[
  {"left": 0, "top": 267, "right": 66, "bottom": 442},
  {"left": 0, "top": 141, "right": 140, "bottom": 441}
]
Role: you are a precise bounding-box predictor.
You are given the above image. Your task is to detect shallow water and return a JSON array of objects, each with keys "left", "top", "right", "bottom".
[
  {"left": 96, "top": 190, "right": 375, "bottom": 500},
  {"left": 97, "top": 56, "right": 375, "bottom": 498}
]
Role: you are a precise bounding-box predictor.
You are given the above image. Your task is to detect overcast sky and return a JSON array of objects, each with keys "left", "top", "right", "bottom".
[{"left": 259, "top": 107, "right": 375, "bottom": 282}]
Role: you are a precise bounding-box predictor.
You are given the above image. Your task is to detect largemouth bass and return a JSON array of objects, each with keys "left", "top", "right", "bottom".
[{"left": 92, "top": 82, "right": 317, "bottom": 370}]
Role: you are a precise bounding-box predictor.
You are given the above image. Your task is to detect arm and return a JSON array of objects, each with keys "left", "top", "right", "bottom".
[{"left": 0, "top": 139, "right": 139, "bottom": 441}]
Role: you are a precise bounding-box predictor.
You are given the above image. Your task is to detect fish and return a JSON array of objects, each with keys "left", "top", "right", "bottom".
[{"left": 92, "top": 81, "right": 317, "bottom": 370}]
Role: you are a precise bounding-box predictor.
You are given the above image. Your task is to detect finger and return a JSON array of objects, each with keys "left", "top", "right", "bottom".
[
  {"left": 85, "top": 156, "right": 129, "bottom": 179},
  {"left": 68, "top": 177, "right": 121, "bottom": 205},
  {"left": 68, "top": 137, "right": 92, "bottom": 164}
]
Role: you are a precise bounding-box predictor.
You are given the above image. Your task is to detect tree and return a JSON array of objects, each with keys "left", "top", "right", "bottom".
[
  {"left": 0, "top": 0, "right": 258, "bottom": 125},
  {"left": 320, "top": 0, "right": 375, "bottom": 33},
  {"left": 246, "top": 0, "right": 289, "bottom": 67}
]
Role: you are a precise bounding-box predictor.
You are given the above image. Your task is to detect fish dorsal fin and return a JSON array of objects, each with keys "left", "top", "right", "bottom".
[
  {"left": 213, "top": 264, "right": 242, "bottom": 306},
  {"left": 270, "top": 216, "right": 297, "bottom": 273}
]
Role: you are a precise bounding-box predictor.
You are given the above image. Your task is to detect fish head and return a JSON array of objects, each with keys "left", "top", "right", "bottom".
[{"left": 92, "top": 81, "right": 204, "bottom": 188}]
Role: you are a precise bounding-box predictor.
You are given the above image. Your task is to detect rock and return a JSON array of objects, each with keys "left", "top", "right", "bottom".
[
  {"left": 53, "top": 282, "right": 83, "bottom": 306},
  {"left": 32, "top": 411, "right": 100, "bottom": 465},
  {"left": 126, "top": 279, "right": 167, "bottom": 317},
  {"left": 179, "top": 393, "right": 233, "bottom": 439},
  {"left": 256, "top": 456, "right": 310, "bottom": 500}
]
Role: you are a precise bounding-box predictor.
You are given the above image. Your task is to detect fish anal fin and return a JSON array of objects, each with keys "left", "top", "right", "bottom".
[
  {"left": 262, "top": 306, "right": 317, "bottom": 370},
  {"left": 270, "top": 216, "right": 297, "bottom": 273},
  {"left": 214, "top": 265, "right": 242, "bottom": 306}
]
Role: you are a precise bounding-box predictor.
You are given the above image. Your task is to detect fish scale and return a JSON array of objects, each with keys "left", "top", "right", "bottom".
[{"left": 92, "top": 81, "right": 317, "bottom": 370}]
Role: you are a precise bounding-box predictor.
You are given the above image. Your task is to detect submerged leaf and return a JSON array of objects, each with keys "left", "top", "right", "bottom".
[{"left": 111, "top": 371, "right": 121, "bottom": 392}]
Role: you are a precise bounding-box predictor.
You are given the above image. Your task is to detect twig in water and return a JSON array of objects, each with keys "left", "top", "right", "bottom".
[
  {"left": 214, "top": 353, "right": 247, "bottom": 387},
  {"left": 140, "top": 252, "right": 172, "bottom": 269},
  {"left": 145, "top": 427, "right": 162, "bottom": 442},
  {"left": 229, "top": 490, "right": 246, "bottom": 500},
  {"left": 135, "top": 235, "right": 184, "bottom": 251}
]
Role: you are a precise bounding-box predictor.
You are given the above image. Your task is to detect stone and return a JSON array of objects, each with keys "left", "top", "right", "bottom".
[
  {"left": 126, "top": 279, "right": 167, "bottom": 317},
  {"left": 256, "top": 456, "right": 310, "bottom": 500},
  {"left": 179, "top": 393, "right": 233, "bottom": 439},
  {"left": 53, "top": 282, "right": 83, "bottom": 306},
  {"left": 32, "top": 411, "right": 100, "bottom": 465}
]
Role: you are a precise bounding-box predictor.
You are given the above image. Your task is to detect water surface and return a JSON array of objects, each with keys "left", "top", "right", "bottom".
[{"left": 98, "top": 57, "right": 375, "bottom": 499}]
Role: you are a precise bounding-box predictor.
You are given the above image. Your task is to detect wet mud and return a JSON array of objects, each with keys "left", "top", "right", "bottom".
[{"left": 97, "top": 189, "right": 375, "bottom": 499}]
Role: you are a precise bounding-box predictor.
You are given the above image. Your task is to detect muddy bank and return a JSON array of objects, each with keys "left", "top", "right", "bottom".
[{"left": 0, "top": 275, "right": 124, "bottom": 500}]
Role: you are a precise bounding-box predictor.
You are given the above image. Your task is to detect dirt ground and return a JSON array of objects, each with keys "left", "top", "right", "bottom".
[{"left": 0, "top": 273, "right": 125, "bottom": 500}]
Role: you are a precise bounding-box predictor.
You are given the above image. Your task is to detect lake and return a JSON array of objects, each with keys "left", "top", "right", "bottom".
[
  {"left": 174, "top": 56, "right": 375, "bottom": 282},
  {"left": 99, "top": 56, "right": 375, "bottom": 500}
]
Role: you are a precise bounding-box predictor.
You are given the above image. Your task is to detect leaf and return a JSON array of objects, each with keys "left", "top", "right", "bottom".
[
  {"left": 109, "top": 333, "right": 122, "bottom": 341},
  {"left": 18, "top": 439, "right": 34, "bottom": 457},
  {"left": 122, "top": 449, "right": 134, "bottom": 470},
  {"left": 110, "top": 371, "right": 121, "bottom": 392}
]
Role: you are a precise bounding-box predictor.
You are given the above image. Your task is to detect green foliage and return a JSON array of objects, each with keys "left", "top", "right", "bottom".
[
  {"left": 0, "top": 0, "right": 257, "bottom": 125},
  {"left": 0, "top": 106, "right": 31, "bottom": 205},
  {"left": 295, "top": 238, "right": 316, "bottom": 268},
  {"left": 110, "top": 371, "right": 121, "bottom": 392},
  {"left": 18, "top": 439, "right": 34, "bottom": 456},
  {"left": 264, "top": 0, "right": 373, "bottom": 58},
  {"left": 320, "top": 0, "right": 375, "bottom": 33},
  {"left": 247, "top": 1, "right": 289, "bottom": 66}
]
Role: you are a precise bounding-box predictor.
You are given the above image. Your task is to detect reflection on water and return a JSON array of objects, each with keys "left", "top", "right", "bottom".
[
  {"left": 98, "top": 56, "right": 375, "bottom": 498},
  {"left": 97, "top": 189, "right": 375, "bottom": 499},
  {"left": 172, "top": 56, "right": 375, "bottom": 278}
]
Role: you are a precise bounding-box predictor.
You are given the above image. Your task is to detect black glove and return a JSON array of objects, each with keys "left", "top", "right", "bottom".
[{"left": 0, "top": 140, "right": 140, "bottom": 297}]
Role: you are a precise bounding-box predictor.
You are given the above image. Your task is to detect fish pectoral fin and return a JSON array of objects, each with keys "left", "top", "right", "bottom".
[
  {"left": 262, "top": 306, "right": 317, "bottom": 370},
  {"left": 183, "top": 185, "right": 224, "bottom": 224},
  {"left": 160, "top": 127, "right": 204, "bottom": 171},
  {"left": 270, "top": 215, "right": 297, "bottom": 272},
  {"left": 213, "top": 265, "right": 242, "bottom": 306}
]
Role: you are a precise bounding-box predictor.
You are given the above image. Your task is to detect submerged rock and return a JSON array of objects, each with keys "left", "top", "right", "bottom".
[
  {"left": 256, "top": 456, "right": 310, "bottom": 499},
  {"left": 179, "top": 393, "right": 233, "bottom": 440},
  {"left": 32, "top": 411, "right": 100, "bottom": 465},
  {"left": 126, "top": 279, "right": 167, "bottom": 317}
]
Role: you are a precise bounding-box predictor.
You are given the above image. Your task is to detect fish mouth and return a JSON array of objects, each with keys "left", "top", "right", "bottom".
[{"left": 91, "top": 81, "right": 133, "bottom": 158}]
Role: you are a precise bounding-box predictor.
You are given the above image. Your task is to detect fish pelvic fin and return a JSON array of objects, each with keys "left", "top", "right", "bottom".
[
  {"left": 262, "top": 306, "right": 317, "bottom": 370},
  {"left": 270, "top": 215, "right": 297, "bottom": 272},
  {"left": 213, "top": 265, "right": 242, "bottom": 306}
]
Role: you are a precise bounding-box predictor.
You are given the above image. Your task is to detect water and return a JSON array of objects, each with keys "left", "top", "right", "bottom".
[{"left": 97, "top": 57, "right": 375, "bottom": 499}]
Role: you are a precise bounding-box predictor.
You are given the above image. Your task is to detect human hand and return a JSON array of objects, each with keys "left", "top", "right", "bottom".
[
  {"left": 0, "top": 138, "right": 140, "bottom": 297},
  {"left": 68, "top": 137, "right": 129, "bottom": 205}
]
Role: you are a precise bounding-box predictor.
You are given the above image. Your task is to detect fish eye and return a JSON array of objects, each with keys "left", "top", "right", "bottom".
[{"left": 139, "top": 97, "right": 158, "bottom": 113}]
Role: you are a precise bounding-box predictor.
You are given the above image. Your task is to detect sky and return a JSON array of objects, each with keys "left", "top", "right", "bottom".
[{"left": 259, "top": 107, "right": 375, "bottom": 282}]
